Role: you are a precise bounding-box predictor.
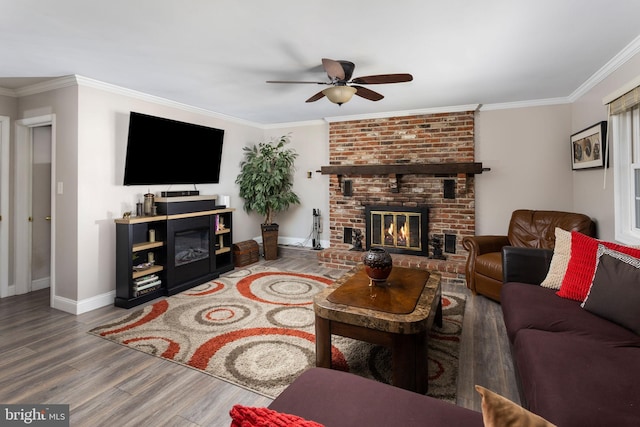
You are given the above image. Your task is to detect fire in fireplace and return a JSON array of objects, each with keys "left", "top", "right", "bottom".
[{"left": 365, "top": 205, "right": 429, "bottom": 256}]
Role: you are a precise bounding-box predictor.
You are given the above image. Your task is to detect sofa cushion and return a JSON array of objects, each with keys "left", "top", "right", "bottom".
[
  {"left": 540, "top": 228, "right": 571, "bottom": 290},
  {"left": 268, "top": 368, "right": 483, "bottom": 427},
  {"left": 512, "top": 329, "right": 640, "bottom": 427},
  {"left": 557, "top": 231, "right": 640, "bottom": 301},
  {"left": 475, "top": 385, "right": 556, "bottom": 427},
  {"left": 501, "top": 282, "right": 640, "bottom": 346},
  {"left": 582, "top": 246, "right": 640, "bottom": 335}
]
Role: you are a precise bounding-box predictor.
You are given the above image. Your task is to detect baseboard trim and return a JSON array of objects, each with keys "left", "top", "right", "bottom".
[
  {"left": 253, "top": 235, "right": 330, "bottom": 249},
  {"left": 52, "top": 290, "right": 116, "bottom": 315},
  {"left": 32, "top": 277, "right": 50, "bottom": 291}
]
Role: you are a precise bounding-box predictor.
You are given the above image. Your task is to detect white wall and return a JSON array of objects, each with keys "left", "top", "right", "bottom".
[
  {"left": 570, "top": 52, "right": 640, "bottom": 241},
  {"left": 474, "top": 104, "right": 574, "bottom": 235},
  {"left": 262, "top": 123, "right": 330, "bottom": 248},
  {"left": 75, "top": 84, "right": 267, "bottom": 301}
]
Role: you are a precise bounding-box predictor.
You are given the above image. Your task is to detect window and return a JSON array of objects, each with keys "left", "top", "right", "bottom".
[{"left": 613, "top": 104, "right": 640, "bottom": 244}]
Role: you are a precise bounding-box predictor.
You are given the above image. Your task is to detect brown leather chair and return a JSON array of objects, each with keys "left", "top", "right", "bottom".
[{"left": 462, "top": 209, "right": 596, "bottom": 301}]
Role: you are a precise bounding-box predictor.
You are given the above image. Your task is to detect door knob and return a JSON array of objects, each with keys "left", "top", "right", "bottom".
[
  {"left": 45, "top": 216, "right": 51, "bottom": 221},
  {"left": 28, "top": 216, "right": 32, "bottom": 222}
]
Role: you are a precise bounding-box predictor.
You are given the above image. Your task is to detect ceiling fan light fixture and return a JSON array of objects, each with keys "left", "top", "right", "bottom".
[{"left": 322, "top": 86, "right": 357, "bottom": 105}]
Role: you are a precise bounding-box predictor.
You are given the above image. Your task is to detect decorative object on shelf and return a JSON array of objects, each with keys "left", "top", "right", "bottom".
[
  {"left": 350, "top": 229, "right": 364, "bottom": 251},
  {"left": 236, "top": 134, "right": 301, "bottom": 260},
  {"left": 429, "top": 236, "right": 446, "bottom": 260},
  {"left": 363, "top": 247, "right": 393, "bottom": 286},
  {"left": 571, "top": 121, "right": 607, "bottom": 170},
  {"left": 136, "top": 202, "right": 143, "bottom": 216},
  {"left": 133, "top": 262, "right": 154, "bottom": 271},
  {"left": 143, "top": 192, "right": 155, "bottom": 215},
  {"left": 148, "top": 229, "right": 156, "bottom": 242},
  {"left": 123, "top": 211, "right": 131, "bottom": 219}
]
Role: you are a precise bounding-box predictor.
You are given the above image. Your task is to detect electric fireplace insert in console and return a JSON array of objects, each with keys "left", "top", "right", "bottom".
[{"left": 165, "top": 215, "right": 217, "bottom": 295}]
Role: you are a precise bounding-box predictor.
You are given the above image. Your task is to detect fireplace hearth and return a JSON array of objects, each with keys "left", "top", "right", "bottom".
[{"left": 365, "top": 205, "right": 429, "bottom": 256}]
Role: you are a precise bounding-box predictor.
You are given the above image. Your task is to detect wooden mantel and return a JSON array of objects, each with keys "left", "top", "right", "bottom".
[
  {"left": 320, "top": 162, "right": 488, "bottom": 176},
  {"left": 319, "top": 162, "right": 489, "bottom": 193}
]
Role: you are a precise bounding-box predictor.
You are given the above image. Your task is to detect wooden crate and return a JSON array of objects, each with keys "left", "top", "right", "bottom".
[{"left": 233, "top": 240, "right": 260, "bottom": 267}]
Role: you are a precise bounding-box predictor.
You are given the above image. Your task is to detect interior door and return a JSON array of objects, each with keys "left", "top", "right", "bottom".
[
  {"left": 31, "top": 126, "right": 52, "bottom": 291},
  {"left": 0, "top": 116, "right": 9, "bottom": 298}
]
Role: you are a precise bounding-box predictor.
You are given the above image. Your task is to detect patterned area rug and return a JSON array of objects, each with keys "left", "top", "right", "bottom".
[{"left": 90, "top": 265, "right": 465, "bottom": 400}]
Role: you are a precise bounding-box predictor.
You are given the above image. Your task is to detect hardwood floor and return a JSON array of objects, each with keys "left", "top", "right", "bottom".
[{"left": 0, "top": 247, "right": 519, "bottom": 426}]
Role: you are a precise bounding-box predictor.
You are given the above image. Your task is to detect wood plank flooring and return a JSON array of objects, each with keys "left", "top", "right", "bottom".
[{"left": 0, "top": 247, "right": 519, "bottom": 426}]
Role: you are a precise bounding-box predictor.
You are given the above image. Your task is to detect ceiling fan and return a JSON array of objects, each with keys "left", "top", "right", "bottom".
[{"left": 266, "top": 58, "right": 413, "bottom": 105}]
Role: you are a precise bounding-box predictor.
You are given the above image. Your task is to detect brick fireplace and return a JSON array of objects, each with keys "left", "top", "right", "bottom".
[{"left": 317, "top": 110, "right": 480, "bottom": 286}]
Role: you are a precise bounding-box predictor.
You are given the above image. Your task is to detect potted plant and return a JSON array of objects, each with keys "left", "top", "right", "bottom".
[{"left": 236, "top": 134, "right": 301, "bottom": 260}]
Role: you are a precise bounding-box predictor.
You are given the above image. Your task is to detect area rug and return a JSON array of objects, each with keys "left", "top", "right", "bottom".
[{"left": 90, "top": 265, "right": 465, "bottom": 401}]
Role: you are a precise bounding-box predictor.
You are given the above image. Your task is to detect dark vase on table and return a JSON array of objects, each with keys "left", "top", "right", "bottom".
[{"left": 363, "top": 247, "right": 393, "bottom": 286}]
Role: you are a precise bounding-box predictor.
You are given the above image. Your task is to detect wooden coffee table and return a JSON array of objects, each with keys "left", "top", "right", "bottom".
[{"left": 314, "top": 264, "right": 442, "bottom": 393}]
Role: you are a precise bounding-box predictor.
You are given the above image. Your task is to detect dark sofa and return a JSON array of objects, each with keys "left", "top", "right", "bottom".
[
  {"left": 501, "top": 247, "right": 640, "bottom": 426},
  {"left": 268, "top": 367, "right": 483, "bottom": 427}
]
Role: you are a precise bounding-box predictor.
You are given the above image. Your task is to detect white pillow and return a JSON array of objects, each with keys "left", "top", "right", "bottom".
[{"left": 540, "top": 227, "right": 571, "bottom": 290}]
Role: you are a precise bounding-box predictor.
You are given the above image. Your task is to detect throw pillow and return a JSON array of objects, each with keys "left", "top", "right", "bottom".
[
  {"left": 556, "top": 232, "right": 640, "bottom": 301},
  {"left": 540, "top": 228, "right": 571, "bottom": 290},
  {"left": 229, "top": 405, "right": 324, "bottom": 427},
  {"left": 475, "top": 385, "right": 557, "bottom": 427},
  {"left": 581, "top": 246, "right": 640, "bottom": 335}
]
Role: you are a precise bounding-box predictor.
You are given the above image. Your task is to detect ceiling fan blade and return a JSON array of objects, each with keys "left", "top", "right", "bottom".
[
  {"left": 351, "top": 73, "right": 413, "bottom": 85},
  {"left": 322, "top": 58, "right": 345, "bottom": 80},
  {"left": 352, "top": 85, "right": 384, "bottom": 101},
  {"left": 266, "top": 80, "right": 327, "bottom": 84},
  {"left": 306, "top": 91, "right": 326, "bottom": 103},
  {"left": 337, "top": 60, "right": 355, "bottom": 81}
]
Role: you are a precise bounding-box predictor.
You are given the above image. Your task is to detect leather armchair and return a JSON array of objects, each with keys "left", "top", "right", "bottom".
[{"left": 462, "top": 209, "right": 596, "bottom": 301}]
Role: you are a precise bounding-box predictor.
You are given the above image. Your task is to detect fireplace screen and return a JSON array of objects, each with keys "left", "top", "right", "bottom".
[
  {"left": 365, "top": 206, "right": 429, "bottom": 255},
  {"left": 174, "top": 228, "right": 210, "bottom": 267}
]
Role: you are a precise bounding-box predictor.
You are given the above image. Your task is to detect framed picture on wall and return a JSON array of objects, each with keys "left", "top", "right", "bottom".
[{"left": 571, "top": 121, "right": 607, "bottom": 170}]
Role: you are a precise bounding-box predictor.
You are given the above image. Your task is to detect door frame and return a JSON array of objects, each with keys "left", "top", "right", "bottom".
[
  {"left": 0, "top": 116, "right": 9, "bottom": 298},
  {"left": 14, "top": 115, "right": 56, "bottom": 306}
]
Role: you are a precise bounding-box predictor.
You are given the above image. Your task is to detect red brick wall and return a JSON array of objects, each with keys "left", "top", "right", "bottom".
[{"left": 324, "top": 111, "right": 476, "bottom": 284}]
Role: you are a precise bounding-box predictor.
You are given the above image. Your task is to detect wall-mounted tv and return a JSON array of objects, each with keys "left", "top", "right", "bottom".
[{"left": 123, "top": 112, "right": 224, "bottom": 186}]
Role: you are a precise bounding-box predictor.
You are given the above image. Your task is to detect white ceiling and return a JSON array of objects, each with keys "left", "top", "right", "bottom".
[{"left": 2, "top": 0, "right": 640, "bottom": 125}]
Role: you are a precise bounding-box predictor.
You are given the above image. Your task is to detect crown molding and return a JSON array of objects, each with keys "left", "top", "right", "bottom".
[
  {"left": 4, "top": 33, "right": 640, "bottom": 125},
  {"left": 0, "top": 87, "right": 16, "bottom": 97},
  {"left": 570, "top": 34, "right": 640, "bottom": 103},
  {"left": 323, "top": 104, "right": 481, "bottom": 123},
  {"left": 479, "top": 97, "right": 571, "bottom": 111},
  {"left": 9, "top": 74, "right": 264, "bottom": 129},
  {"left": 262, "top": 119, "right": 327, "bottom": 129},
  {"left": 73, "top": 75, "right": 262, "bottom": 128},
  {"left": 13, "top": 76, "right": 78, "bottom": 97}
]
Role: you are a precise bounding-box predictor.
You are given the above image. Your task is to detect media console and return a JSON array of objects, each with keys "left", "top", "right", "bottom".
[{"left": 114, "top": 199, "right": 234, "bottom": 308}]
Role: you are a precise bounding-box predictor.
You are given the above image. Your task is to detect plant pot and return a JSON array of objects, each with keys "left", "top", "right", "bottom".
[{"left": 261, "top": 223, "right": 279, "bottom": 260}]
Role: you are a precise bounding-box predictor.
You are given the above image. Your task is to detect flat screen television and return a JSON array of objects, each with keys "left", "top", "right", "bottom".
[{"left": 123, "top": 112, "right": 225, "bottom": 186}]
